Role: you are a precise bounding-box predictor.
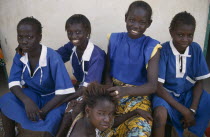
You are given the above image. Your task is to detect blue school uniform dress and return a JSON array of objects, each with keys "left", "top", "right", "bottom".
[
  {"left": 57, "top": 41, "right": 106, "bottom": 87},
  {"left": 153, "top": 41, "right": 210, "bottom": 137},
  {"left": 0, "top": 45, "right": 75, "bottom": 136},
  {"left": 109, "top": 32, "right": 161, "bottom": 137}
]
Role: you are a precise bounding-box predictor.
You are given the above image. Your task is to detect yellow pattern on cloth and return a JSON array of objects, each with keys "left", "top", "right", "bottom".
[
  {"left": 146, "top": 44, "right": 162, "bottom": 69},
  {"left": 112, "top": 78, "right": 152, "bottom": 137}
]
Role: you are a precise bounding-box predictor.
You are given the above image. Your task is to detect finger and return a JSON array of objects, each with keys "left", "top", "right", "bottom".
[
  {"left": 107, "top": 87, "right": 117, "bottom": 92},
  {"left": 110, "top": 91, "right": 117, "bottom": 97},
  {"left": 36, "top": 112, "right": 42, "bottom": 120},
  {"left": 147, "top": 115, "right": 153, "bottom": 121},
  {"left": 31, "top": 113, "right": 37, "bottom": 121}
]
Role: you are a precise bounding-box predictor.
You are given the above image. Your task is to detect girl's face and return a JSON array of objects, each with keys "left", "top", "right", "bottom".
[
  {"left": 170, "top": 24, "right": 195, "bottom": 54},
  {"left": 125, "top": 7, "right": 151, "bottom": 39},
  {"left": 17, "top": 23, "right": 41, "bottom": 53},
  {"left": 86, "top": 99, "right": 115, "bottom": 131},
  {"left": 66, "top": 23, "right": 89, "bottom": 48}
]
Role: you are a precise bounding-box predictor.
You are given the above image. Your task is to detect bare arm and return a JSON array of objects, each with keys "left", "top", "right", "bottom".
[
  {"left": 108, "top": 50, "right": 160, "bottom": 98},
  {"left": 104, "top": 49, "right": 113, "bottom": 86},
  {"left": 190, "top": 80, "right": 203, "bottom": 111}
]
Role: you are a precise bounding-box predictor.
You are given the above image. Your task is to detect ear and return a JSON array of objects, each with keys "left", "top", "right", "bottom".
[
  {"left": 85, "top": 105, "right": 91, "bottom": 116},
  {"left": 147, "top": 19, "right": 152, "bottom": 28},
  {"left": 38, "top": 34, "right": 42, "bottom": 42}
]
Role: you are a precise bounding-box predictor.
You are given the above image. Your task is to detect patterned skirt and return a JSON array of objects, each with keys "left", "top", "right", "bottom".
[{"left": 112, "top": 78, "right": 152, "bottom": 137}]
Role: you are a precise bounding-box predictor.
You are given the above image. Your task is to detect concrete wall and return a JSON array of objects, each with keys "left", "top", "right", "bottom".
[{"left": 0, "top": 0, "right": 209, "bottom": 75}]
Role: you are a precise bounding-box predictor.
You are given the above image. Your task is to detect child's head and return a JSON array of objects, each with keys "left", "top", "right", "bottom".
[
  {"left": 65, "top": 14, "right": 91, "bottom": 47},
  {"left": 169, "top": 11, "right": 196, "bottom": 53},
  {"left": 82, "top": 83, "right": 116, "bottom": 131},
  {"left": 17, "top": 17, "right": 42, "bottom": 53},
  {"left": 125, "top": 0, "right": 152, "bottom": 39}
]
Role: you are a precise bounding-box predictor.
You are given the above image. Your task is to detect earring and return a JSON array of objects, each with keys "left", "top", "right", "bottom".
[
  {"left": 86, "top": 114, "right": 89, "bottom": 118},
  {"left": 87, "top": 34, "right": 90, "bottom": 39}
]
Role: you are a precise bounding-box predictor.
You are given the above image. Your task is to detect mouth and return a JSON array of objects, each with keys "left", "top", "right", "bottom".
[
  {"left": 130, "top": 30, "right": 140, "bottom": 35},
  {"left": 72, "top": 40, "right": 79, "bottom": 44},
  {"left": 100, "top": 124, "right": 110, "bottom": 129}
]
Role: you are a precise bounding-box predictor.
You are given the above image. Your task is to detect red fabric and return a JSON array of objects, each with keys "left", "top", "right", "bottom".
[{"left": 205, "top": 127, "right": 210, "bottom": 137}]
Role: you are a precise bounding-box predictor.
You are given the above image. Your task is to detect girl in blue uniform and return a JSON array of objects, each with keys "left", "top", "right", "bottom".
[
  {"left": 0, "top": 17, "right": 75, "bottom": 137},
  {"left": 152, "top": 11, "right": 210, "bottom": 137},
  {"left": 105, "top": 1, "right": 161, "bottom": 136},
  {"left": 57, "top": 14, "right": 106, "bottom": 96}
]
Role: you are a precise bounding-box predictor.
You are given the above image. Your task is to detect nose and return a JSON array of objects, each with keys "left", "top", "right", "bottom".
[
  {"left": 133, "top": 22, "right": 141, "bottom": 29},
  {"left": 21, "top": 37, "right": 28, "bottom": 45},
  {"left": 103, "top": 115, "right": 111, "bottom": 123}
]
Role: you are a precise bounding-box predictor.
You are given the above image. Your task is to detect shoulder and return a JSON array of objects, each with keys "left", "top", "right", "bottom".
[
  {"left": 110, "top": 32, "right": 127, "bottom": 41},
  {"left": 144, "top": 36, "right": 160, "bottom": 46},
  {"left": 46, "top": 46, "right": 63, "bottom": 62},
  {"left": 93, "top": 45, "right": 105, "bottom": 55},
  {"left": 189, "top": 42, "right": 202, "bottom": 51},
  {"left": 159, "top": 41, "right": 171, "bottom": 55}
]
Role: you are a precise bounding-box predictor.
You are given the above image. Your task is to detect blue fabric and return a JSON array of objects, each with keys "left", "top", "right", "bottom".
[
  {"left": 0, "top": 47, "right": 74, "bottom": 136},
  {"left": 158, "top": 42, "right": 210, "bottom": 94},
  {"left": 153, "top": 41, "right": 210, "bottom": 137},
  {"left": 57, "top": 42, "right": 106, "bottom": 84},
  {"left": 108, "top": 32, "right": 159, "bottom": 86}
]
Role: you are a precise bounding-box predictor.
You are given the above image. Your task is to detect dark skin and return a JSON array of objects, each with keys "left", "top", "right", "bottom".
[
  {"left": 105, "top": 7, "right": 159, "bottom": 100},
  {"left": 12, "top": 23, "right": 69, "bottom": 121},
  {"left": 152, "top": 24, "right": 201, "bottom": 137},
  {"left": 16, "top": 23, "right": 90, "bottom": 104},
  {"left": 56, "top": 99, "right": 153, "bottom": 137}
]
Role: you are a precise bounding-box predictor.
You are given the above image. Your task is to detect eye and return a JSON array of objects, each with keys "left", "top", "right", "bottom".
[
  {"left": 76, "top": 31, "right": 81, "bottom": 34},
  {"left": 178, "top": 34, "right": 183, "bottom": 37},
  {"left": 189, "top": 34, "right": 193, "bottom": 38},
  {"left": 129, "top": 19, "right": 134, "bottom": 23},
  {"left": 28, "top": 36, "right": 32, "bottom": 39}
]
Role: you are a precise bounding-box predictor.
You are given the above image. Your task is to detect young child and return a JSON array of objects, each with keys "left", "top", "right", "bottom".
[
  {"left": 62, "top": 83, "right": 116, "bottom": 137},
  {"left": 152, "top": 11, "right": 210, "bottom": 137},
  {"left": 0, "top": 17, "right": 75, "bottom": 137},
  {"left": 105, "top": 1, "right": 161, "bottom": 136}
]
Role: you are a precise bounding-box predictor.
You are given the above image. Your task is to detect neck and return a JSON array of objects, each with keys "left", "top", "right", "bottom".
[
  {"left": 83, "top": 117, "right": 96, "bottom": 136},
  {"left": 77, "top": 40, "right": 88, "bottom": 52},
  {"left": 28, "top": 44, "right": 42, "bottom": 58}
]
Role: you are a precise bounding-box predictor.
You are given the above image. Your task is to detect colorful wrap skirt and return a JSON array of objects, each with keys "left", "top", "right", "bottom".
[{"left": 112, "top": 78, "right": 152, "bottom": 137}]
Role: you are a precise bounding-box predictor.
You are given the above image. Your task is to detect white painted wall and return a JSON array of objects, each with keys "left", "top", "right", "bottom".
[{"left": 0, "top": 0, "right": 209, "bottom": 75}]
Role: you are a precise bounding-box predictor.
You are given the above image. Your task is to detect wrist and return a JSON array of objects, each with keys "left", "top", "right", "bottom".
[{"left": 189, "top": 108, "right": 196, "bottom": 115}]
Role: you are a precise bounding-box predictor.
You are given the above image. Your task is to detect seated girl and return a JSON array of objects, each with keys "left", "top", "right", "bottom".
[
  {"left": 56, "top": 82, "right": 152, "bottom": 137},
  {"left": 0, "top": 17, "right": 75, "bottom": 137},
  {"left": 17, "top": 14, "right": 106, "bottom": 102},
  {"left": 152, "top": 11, "right": 210, "bottom": 137}
]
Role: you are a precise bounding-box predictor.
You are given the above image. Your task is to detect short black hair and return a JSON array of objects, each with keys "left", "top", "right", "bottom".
[
  {"left": 65, "top": 14, "right": 91, "bottom": 34},
  {"left": 169, "top": 11, "right": 196, "bottom": 31},
  {"left": 125, "top": 0, "right": 152, "bottom": 21},
  {"left": 17, "top": 17, "right": 42, "bottom": 34}
]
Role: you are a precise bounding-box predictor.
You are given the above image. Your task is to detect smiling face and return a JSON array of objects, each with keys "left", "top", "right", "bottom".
[
  {"left": 86, "top": 99, "right": 115, "bottom": 131},
  {"left": 125, "top": 7, "right": 152, "bottom": 39},
  {"left": 66, "top": 23, "right": 89, "bottom": 49},
  {"left": 17, "top": 23, "right": 41, "bottom": 53},
  {"left": 170, "top": 24, "right": 195, "bottom": 54}
]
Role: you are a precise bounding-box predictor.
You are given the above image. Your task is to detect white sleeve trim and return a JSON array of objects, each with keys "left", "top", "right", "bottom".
[
  {"left": 55, "top": 87, "right": 75, "bottom": 95},
  {"left": 82, "top": 82, "right": 89, "bottom": 87},
  {"left": 186, "top": 76, "right": 196, "bottom": 84},
  {"left": 195, "top": 73, "right": 210, "bottom": 80},
  {"left": 8, "top": 81, "right": 22, "bottom": 88},
  {"left": 158, "top": 78, "right": 165, "bottom": 83}
]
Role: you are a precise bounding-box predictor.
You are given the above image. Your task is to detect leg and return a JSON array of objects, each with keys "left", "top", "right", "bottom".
[
  {"left": 152, "top": 106, "right": 168, "bottom": 137},
  {"left": 1, "top": 113, "right": 16, "bottom": 137},
  {"left": 56, "top": 113, "right": 73, "bottom": 137}
]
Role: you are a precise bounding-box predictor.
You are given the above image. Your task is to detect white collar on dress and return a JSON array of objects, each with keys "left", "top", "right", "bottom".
[
  {"left": 20, "top": 44, "right": 47, "bottom": 67},
  {"left": 71, "top": 41, "right": 94, "bottom": 61},
  {"left": 169, "top": 40, "right": 190, "bottom": 56}
]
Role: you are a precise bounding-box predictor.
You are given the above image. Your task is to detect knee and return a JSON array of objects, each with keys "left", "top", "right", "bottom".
[{"left": 153, "top": 106, "right": 167, "bottom": 126}]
